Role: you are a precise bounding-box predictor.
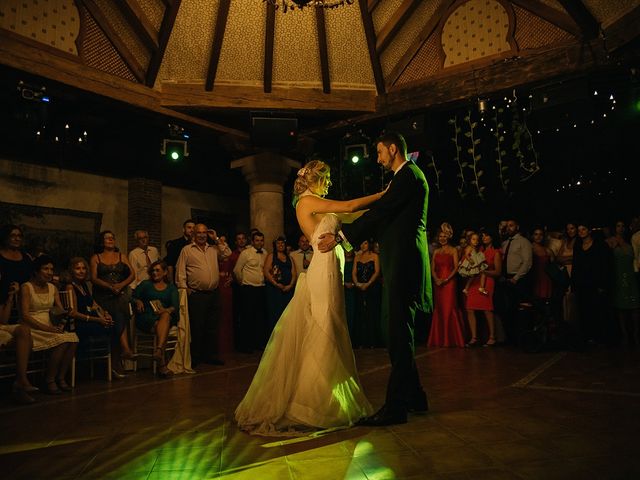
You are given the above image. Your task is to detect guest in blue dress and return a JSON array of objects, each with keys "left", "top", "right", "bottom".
[
  {"left": 263, "top": 236, "right": 296, "bottom": 333},
  {"left": 65, "top": 257, "right": 114, "bottom": 358}
]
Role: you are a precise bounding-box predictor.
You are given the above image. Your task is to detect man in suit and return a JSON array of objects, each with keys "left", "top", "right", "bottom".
[{"left": 318, "top": 131, "right": 432, "bottom": 426}]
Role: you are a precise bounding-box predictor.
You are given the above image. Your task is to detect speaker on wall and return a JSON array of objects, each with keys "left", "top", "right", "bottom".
[{"left": 251, "top": 116, "right": 298, "bottom": 148}]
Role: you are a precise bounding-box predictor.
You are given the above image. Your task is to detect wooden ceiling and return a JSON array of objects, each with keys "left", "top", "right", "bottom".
[{"left": 1, "top": 0, "right": 639, "bottom": 139}]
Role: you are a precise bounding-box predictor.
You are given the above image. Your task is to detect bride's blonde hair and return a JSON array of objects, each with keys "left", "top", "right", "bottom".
[{"left": 293, "top": 159, "right": 331, "bottom": 206}]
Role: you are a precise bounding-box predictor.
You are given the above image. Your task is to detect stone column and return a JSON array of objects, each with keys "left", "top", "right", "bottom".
[{"left": 231, "top": 152, "right": 300, "bottom": 248}]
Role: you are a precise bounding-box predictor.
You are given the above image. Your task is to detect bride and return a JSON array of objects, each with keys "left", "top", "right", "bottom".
[{"left": 235, "top": 159, "right": 385, "bottom": 435}]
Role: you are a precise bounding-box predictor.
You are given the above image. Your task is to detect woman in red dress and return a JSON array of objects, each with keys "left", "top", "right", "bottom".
[
  {"left": 465, "top": 229, "right": 502, "bottom": 347},
  {"left": 428, "top": 223, "right": 465, "bottom": 347}
]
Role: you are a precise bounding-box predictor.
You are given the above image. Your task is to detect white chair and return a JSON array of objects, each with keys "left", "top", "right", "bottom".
[
  {"left": 134, "top": 326, "right": 178, "bottom": 374},
  {"left": 70, "top": 336, "right": 112, "bottom": 387}
]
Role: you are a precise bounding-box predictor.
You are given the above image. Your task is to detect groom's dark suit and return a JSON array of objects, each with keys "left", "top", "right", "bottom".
[{"left": 342, "top": 161, "right": 432, "bottom": 418}]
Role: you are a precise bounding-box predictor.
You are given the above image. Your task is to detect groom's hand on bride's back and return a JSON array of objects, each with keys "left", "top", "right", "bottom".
[{"left": 317, "top": 233, "right": 336, "bottom": 253}]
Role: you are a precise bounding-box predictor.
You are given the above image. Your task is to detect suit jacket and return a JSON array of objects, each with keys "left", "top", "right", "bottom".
[{"left": 342, "top": 162, "right": 432, "bottom": 313}]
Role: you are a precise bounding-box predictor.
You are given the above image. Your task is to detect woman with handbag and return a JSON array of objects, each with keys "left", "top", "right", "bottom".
[{"left": 20, "top": 255, "right": 78, "bottom": 394}]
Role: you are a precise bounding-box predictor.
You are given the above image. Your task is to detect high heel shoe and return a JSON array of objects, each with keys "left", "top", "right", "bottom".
[
  {"left": 56, "top": 378, "right": 72, "bottom": 392},
  {"left": 121, "top": 351, "right": 138, "bottom": 361},
  {"left": 111, "top": 368, "right": 127, "bottom": 379},
  {"left": 44, "top": 380, "right": 62, "bottom": 395},
  {"left": 465, "top": 337, "right": 478, "bottom": 348},
  {"left": 483, "top": 337, "right": 497, "bottom": 347},
  {"left": 12, "top": 383, "right": 36, "bottom": 404}
]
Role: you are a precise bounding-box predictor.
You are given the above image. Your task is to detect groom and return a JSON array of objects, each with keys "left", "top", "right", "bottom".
[{"left": 319, "top": 131, "right": 432, "bottom": 426}]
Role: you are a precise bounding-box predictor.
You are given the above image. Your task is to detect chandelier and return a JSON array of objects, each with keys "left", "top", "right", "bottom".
[{"left": 263, "top": 0, "right": 355, "bottom": 13}]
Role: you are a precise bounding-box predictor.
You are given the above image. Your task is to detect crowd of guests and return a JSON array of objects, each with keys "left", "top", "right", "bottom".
[
  {"left": 427, "top": 217, "right": 640, "bottom": 350},
  {"left": 3, "top": 213, "right": 638, "bottom": 404}
]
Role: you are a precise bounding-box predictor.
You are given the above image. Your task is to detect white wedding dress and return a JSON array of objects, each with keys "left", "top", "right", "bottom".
[{"left": 235, "top": 207, "right": 373, "bottom": 436}]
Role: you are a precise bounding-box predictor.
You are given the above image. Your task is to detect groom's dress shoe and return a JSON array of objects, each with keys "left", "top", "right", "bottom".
[
  {"left": 357, "top": 406, "right": 407, "bottom": 426},
  {"left": 408, "top": 394, "right": 429, "bottom": 414}
]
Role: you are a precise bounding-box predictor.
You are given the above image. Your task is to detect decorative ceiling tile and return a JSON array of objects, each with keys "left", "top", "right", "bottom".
[
  {"left": 157, "top": 0, "right": 218, "bottom": 82},
  {"left": 372, "top": 0, "right": 404, "bottom": 31},
  {"left": 94, "top": 0, "right": 150, "bottom": 65},
  {"left": 513, "top": 4, "right": 572, "bottom": 50},
  {"left": 273, "top": 7, "right": 322, "bottom": 84},
  {"left": 0, "top": 0, "right": 79, "bottom": 54},
  {"left": 442, "top": 0, "right": 511, "bottom": 67},
  {"left": 583, "top": 0, "right": 640, "bottom": 25},
  {"left": 324, "top": 3, "right": 374, "bottom": 87},
  {"left": 381, "top": 0, "right": 446, "bottom": 78},
  {"left": 137, "top": 0, "right": 164, "bottom": 32}
]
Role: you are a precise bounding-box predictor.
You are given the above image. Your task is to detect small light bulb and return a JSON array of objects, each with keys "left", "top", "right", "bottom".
[
  {"left": 65, "top": 124, "right": 69, "bottom": 129},
  {"left": 609, "top": 94, "right": 614, "bottom": 100},
  {"left": 593, "top": 90, "right": 598, "bottom": 96}
]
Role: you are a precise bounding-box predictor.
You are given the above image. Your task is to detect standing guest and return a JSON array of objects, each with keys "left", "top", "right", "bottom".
[
  {"left": 1, "top": 279, "right": 38, "bottom": 404},
  {"left": 20, "top": 255, "right": 78, "bottom": 394},
  {"left": 263, "top": 236, "right": 296, "bottom": 333},
  {"left": 500, "top": 219, "right": 533, "bottom": 342},
  {"left": 465, "top": 229, "right": 503, "bottom": 347},
  {"left": 531, "top": 227, "right": 554, "bottom": 300},
  {"left": 216, "top": 234, "right": 235, "bottom": 360},
  {"left": 165, "top": 219, "right": 195, "bottom": 282},
  {"left": 233, "top": 230, "right": 267, "bottom": 353},
  {"left": 0, "top": 225, "right": 33, "bottom": 322},
  {"left": 290, "top": 234, "right": 313, "bottom": 280},
  {"left": 631, "top": 216, "right": 640, "bottom": 287},
  {"left": 572, "top": 222, "right": 611, "bottom": 345},
  {"left": 176, "top": 223, "right": 222, "bottom": 367},
  {"left": 132, "top": 260, "right": 179, "bottom": 376},
  {"left": 352, "top": 239, "right": 382, "bottom": 348},
  {"left": 428, "top": 223, "right": 464, "bottom": 348},
  {"left": 556, "top": 223, "right": 578, "bottom": 276},
  {"left": 90, "top": 230, "right": 136, "bottom": 377},
  {"left": 343, "top": 249, "right": 357, "bottom": 341},
  {"left": 128, "top": 230, "right": 160, "bottom": 290},
  {"left": 65, "top": 257, "right": 114, "bottom": 359},
  {"left": 606, "top": 220, "right": 639, "bottom": 346},
  {"left": 229, "top": 232, "right": 248, "bottom": 351}
]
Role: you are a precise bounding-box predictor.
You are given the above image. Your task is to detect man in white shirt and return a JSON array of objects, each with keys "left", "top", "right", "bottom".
[
  {"left": 128, "top": 230, "right": 160, "bottom": 290},
  {"left": 176, "top": 223, "right": 222, "bottom": 366},
  {"left": 290, "top": 234, "right": 313, "bottom": 278},
  {"left": 233, "top": 231, "right": 267, "bottom": 353},
  {"left": 500, "top": 218, "right": 533, "bottom": 343}
]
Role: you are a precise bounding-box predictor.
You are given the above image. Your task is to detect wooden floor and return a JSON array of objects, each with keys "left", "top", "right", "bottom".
[{"left": 1, "top": 344, "right": 639, "bottom": 479}]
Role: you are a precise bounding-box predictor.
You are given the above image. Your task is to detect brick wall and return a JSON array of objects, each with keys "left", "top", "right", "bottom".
[{"left": 127, "top": 178, "right": 162, "bottom": 252}]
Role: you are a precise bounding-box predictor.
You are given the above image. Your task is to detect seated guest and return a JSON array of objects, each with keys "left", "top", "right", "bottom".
[
  {"left": 65, "top": 258, "right": 114, "bottom": 358},
  {"left": 20, "top": 255, "right": 79, "bottom": 394},
  {"left": 1, "top": 279, "right": 38, "bottom": 404},
  {"left": 128, "top": 230, "right": 160, "bottom": 290},
  {"left": 132, "top": 260, "right": 179, "bottom": 376}
]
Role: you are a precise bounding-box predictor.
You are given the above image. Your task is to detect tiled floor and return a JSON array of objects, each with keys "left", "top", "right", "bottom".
[{"left": 1, "top": 345, "right": 639, "bottom": 479}]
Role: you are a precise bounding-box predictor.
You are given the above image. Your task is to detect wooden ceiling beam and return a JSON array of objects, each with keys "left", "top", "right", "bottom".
[
  {"left": 376, "top": 0, "right": 421, "bottom": 55},
  {"left": 146, "top": 0, "right": 182, "bottom": 87},
  {"left": 264, "top": 2, "right": 276, "bottom": 93},
  {"left": 160, "top": 83, "right": 376, "bottom": 112},
  {"left": 79, "top": 0, "right": 146, "bottom": 83},
  {"left": 304, "top": 40, "right": 611, "bottom": 136},
  {"left": 205, "top": 0, "right": 231, "bottom": 91},
  {"left": 387, "top": 0, "right": 455, "bottom": 87},
  {"left": 358, "top": 0, "right": 385, "bottom": 94},
  {"left": 115, "top": 0, "right": 159, "bottom": 52},
  {"left": 315, "top": 7, "right": 331, "bottom": 94},
  {"left": 511, "top": 0, "right": 581, "bottom": 37},
  {"left": 0, "top": 30, "right": 248, "bottom": 138},
  {"left": 556, "top": 0, "right": 599, "bottom": 40},
  {"left": 368, "top": 0, "right": 381, "bottom": 13}
]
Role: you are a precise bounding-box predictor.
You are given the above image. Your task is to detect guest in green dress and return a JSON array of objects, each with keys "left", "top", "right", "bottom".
[
  {"left": 607, "top": 221, "right": 639, "bottom": 346},
  {"left": 132, "top": 260, "right": 179, "bottom": 376}
]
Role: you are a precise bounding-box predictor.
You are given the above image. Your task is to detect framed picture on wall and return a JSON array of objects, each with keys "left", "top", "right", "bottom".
[{"left": 0, "top": 201, "right": 102, "bottom": 271}]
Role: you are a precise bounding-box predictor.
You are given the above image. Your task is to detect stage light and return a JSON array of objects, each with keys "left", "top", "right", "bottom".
[
  {"left": 345, "top": 144, "right": 368, "bottom": 165},
  {"left": 161, "top": 139, "right": 189, "bottom": 162}
]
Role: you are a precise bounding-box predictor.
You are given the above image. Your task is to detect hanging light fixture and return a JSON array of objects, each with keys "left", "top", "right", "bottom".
[{"left": 264, "top": 0, "right": 354, "bottom": 13}]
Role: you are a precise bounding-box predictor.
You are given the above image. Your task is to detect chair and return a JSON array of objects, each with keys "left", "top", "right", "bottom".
[
  {"left": 70, "top": 336, "right": 112, "bottom": 387},
  {"left": 134, "top": 326, "right": 178, "bottom": 374}
]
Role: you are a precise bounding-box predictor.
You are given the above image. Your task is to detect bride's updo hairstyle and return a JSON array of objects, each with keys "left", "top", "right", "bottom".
[{"left": 292, "top": 159, "right": 331, "bottom": 207}]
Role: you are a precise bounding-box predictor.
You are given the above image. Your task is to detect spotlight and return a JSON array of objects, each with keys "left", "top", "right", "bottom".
[
  {"left": 161, "top": 124, "right": 189, "bottom": 162},
  {"left": 345, "top": 144, "right": 367, "bottom": 164}
]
